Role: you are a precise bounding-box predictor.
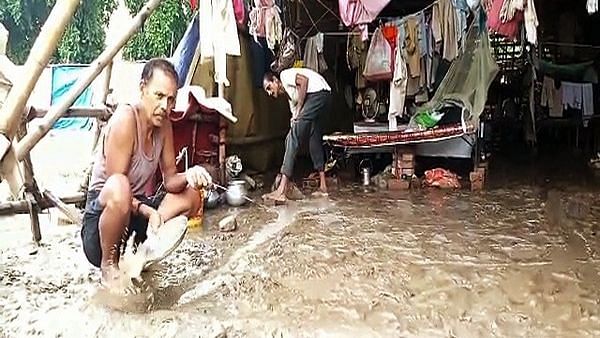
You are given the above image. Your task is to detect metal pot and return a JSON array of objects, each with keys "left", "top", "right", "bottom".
[
  {"left": 204, "top": 189, "right": 221, "bottom": 209},
  {"left": 225, "top": 180, "right": 248, "bottom": 206}
]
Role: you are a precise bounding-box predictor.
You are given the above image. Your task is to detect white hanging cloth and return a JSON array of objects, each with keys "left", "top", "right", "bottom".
[
  {"left": 588, "top": 0, "right": 598, "bottom": 14},
  {"left": 524, "top": 0, "right": 539, "bottom": 45},
  {"left": 199, "top": 0, "right": 241, "bottom": 87}
]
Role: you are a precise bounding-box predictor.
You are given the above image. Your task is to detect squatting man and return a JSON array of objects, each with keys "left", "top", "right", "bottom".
[{"left": 80, "top": 58, "right": 212, "bottom": 287}]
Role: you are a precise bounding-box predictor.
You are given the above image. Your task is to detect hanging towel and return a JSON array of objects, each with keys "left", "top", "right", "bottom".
[{"left": 389, "top": 31, "right": 408, "bottom": 131}]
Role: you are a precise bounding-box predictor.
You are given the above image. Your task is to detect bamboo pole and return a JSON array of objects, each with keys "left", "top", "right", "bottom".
[
  {"left": 0, "top": 192, "right": 85, "bottom": 215},
  {"left": 15, "top": 0, "right": 165, "bottom": 162},
  {"left": 0, "top": 0, "right": 80, "bottom": 160},
  {"left": 80, "top": 62, "right": 113, "bottom": 194},
  {"left": 27, "top": 106, "right": 112, "bottom": 120},
  {"left": 17, "top": 120, "right": 42, "bottom": 243}
]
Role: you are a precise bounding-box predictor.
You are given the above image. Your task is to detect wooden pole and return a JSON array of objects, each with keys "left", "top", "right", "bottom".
[
  {"left": 27, "top": 106, "right": 112, "bottom": 120},
  {"left": 217, "top": 83, "right": 227, "bottom": 184},
  {"left": 0, "top": 0, "right": 80, "bottom": 160},
  {"left": 15, "top": 0, "right": 165, "bottom": 162},
  {"left": 80, "top": 61, "right": 113, "bottom": 194},
  {"left": 16, "top": 120, "right": 42, "bottom": 243},
  {"left": 0, "top": 192, "right": 85, "bottom": 215}
]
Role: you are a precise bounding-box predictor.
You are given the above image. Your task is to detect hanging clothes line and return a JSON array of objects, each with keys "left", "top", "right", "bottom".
[
  {"left": 542, "top": 41, "right": 600, "bottom": 50},
  {"left": 298, "top": 0, "right": 444, "bottom": 42}
]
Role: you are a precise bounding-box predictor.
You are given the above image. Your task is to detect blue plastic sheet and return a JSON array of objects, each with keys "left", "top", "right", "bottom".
[
  {"left": 170, "top": 12, "right": 199, "bottom": 88},
  {"left": 51, "top": 65, "right": 94, "bottom": 130}
]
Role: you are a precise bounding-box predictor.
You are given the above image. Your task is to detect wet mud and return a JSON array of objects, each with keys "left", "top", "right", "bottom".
[
  {"left": 2, "top": 186, "right": 600, "bottom": 337},
  {"left": 1, "top": 131, "right": 600, "bottom": 337}
]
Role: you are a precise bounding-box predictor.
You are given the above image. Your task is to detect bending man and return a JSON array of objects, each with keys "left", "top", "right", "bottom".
[
  {"left": 81, "top": 58, "right": 212, "bottom": 286},
  {"left": 262, "top": 67, "right": 332, "bottom": 202}
]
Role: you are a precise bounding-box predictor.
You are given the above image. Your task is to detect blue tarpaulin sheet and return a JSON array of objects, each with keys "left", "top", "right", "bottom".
[
  {"left": 51, "top": 65, "right": 94, "bottom": 130},
  {"left": 170, "top": 12, "right": 199, "bottom": 88}
]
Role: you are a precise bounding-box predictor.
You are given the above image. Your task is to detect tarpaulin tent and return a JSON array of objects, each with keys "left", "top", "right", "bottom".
[{"left": 51, "top": 65, "right": 94, "bottom": 130}]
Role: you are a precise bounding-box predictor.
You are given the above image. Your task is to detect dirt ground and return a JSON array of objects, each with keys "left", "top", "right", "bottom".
[{"left": 1, "top": 130, "right": 600, "bottom": 337}]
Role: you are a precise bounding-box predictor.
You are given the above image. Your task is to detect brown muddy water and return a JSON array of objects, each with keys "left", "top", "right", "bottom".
[{"left": 1, "top": 131, "right": 600, "bottom": 337}]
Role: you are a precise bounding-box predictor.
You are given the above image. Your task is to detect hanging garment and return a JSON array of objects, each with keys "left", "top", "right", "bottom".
[
  {"left": 499, "top": 0, "right": 523, "bottom": 23},
  {"left": 562, "top": 82, "right": 594, "bottom": 116},
  {"left": 541, "top": 76, "right": 563, "bottom": 118},
  {"left": 467, "top": 0, "right": 481, "bottom": 10},
  {"left": 199, "top": 0, "right": 241, "bottom": 87},
  {"left": 249, "top": 37, "right": 275, "bottom": 87},
  {"left": 347, "top": 28, "right": 368, "bottom": 88},
  {"left": 432, "top": 0, "right": 459, "bottom": 61},
  {"left": 338, "top": 0, "right": 391, "bottom": 28},
  {"left": 582, "top": 83, "right": 594, "bottom": 117},
  {"left": 339, "top": 0, "right": 391, "bottom": 40},
  {"left": 248, "top": 0, "right": 283, "bottom": 51},
  {"left": 389, "top": 31, "right": 408, "bottom": 130},
  {"left": 233, "top": 0, "right": 247, "bottom": 26},
  {"left": 562, "top": 82, "right": 583, "bottom": 111},
  {"left": 417, "top": 13, "right": 426, "bottom": 57},
  {"left": 487, "top": 0, "right": 523, "bottom": 40},
  {"left": 453, "top": 0, "right": 469, "bottom": 50},
  {"left": 588, "top": 0, "right": 598, "bottom": 14},
  {"left": 404, "top": 16, "right": 421, "bottom": 78},
  {"left": 524, "top": 0, "right": 538, "bottom": 45},
  {"left": 303, "top": 33, "right": 328, "bottom": 73},
  {"left": 382, "top": 24, "right": 398, "bottom": 55},
  {"left": 423, "top": 13, "right": 435, "bottom": 90}
]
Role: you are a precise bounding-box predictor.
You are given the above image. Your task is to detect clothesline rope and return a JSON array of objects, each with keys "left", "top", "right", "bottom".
[
  {"left": 298, "top": 0, "right": 330, "bottom": 42},
  {"left": 543, "top": 41, "right": 600, "bottom": 50},
  {"left": 297, "top": 0, "right": 444, "bottom": 41}
]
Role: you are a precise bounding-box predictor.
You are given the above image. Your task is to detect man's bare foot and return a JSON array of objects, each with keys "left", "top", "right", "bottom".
[
  {"left": 262, "top": 190, "right": 287, "bottom": 204},
  {"left": 101, "top": 264, "right": 137, "bottom": 294},
  {"left": 311, "top": 187, "right": 328, "bottom": 197}
]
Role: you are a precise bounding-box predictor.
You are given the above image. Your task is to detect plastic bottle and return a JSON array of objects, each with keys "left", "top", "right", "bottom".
[{"left": 187, "top": 189, "right": 205, "bottom": 230}]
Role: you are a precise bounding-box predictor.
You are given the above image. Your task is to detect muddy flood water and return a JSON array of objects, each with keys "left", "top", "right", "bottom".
[{"left": 1, "top": 131, "right": 600, "bottom": 337}]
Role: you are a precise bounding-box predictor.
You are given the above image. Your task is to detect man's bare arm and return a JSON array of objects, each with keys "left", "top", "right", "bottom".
[
  {"left": 294, "top": 74, "right": 309, "bottom": 118},
  {"left": 159, "top": 120, "right": 188, "bottom": 194},
  {"left": 103, "top": 107, "right": 151, "bottom": 217}
]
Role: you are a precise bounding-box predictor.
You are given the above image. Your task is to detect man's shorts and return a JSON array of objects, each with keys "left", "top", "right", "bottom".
[{"left": 80, "top": 189, "right": 165, "bottom": 268}]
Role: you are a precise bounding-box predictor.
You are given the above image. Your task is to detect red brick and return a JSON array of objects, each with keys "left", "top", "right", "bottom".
[
  {"left": 388, "top": 179, "right": 410, "bottom": 190},
  {"left": 401, "top": 153, "right": 415, "bottom": 161}
]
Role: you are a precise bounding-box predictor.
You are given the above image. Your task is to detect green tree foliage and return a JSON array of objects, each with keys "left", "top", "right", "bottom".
[
  {"left": 0, "top": 0, "right": 116, "bottom": 64},
  {"left": 123, "top": 0, "right": 191, "bottom": 61},
  {"left": 58, "top": 0, "right": 117, "bottom": 64},
  {"left": 0, "top": 0, "right": 51, "bottom": 64}
]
